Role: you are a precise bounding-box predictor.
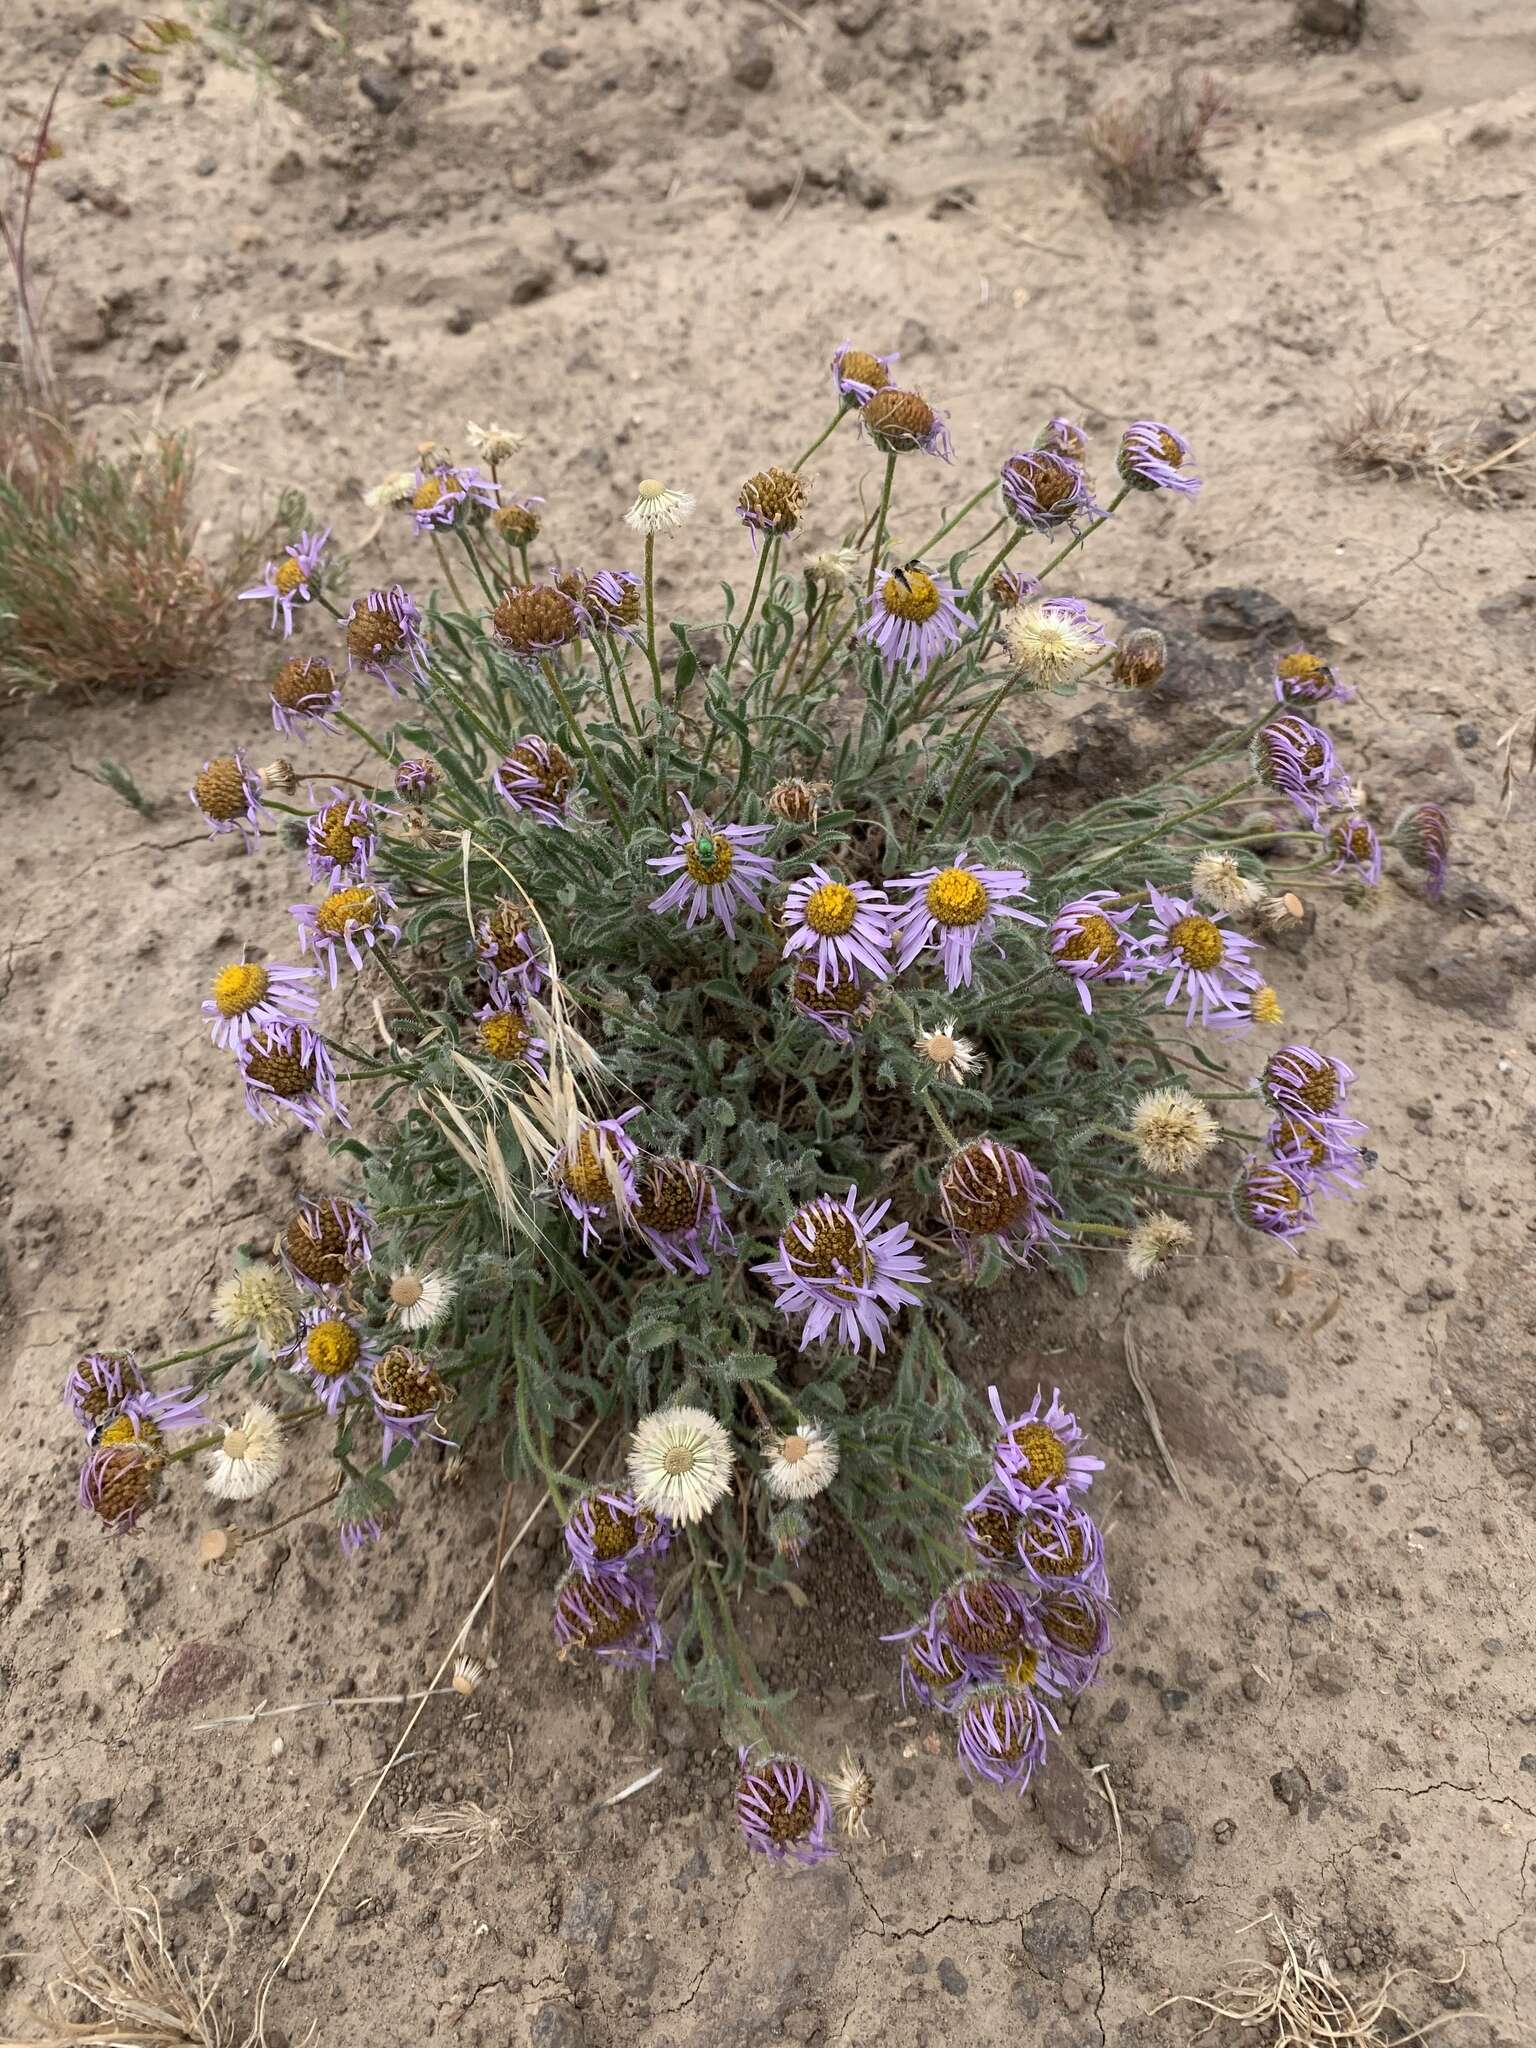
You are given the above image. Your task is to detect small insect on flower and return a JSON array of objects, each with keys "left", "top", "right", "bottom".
[
  {"left": 756, "top": 1186, "right": 930, "bottom": 1357},
  {"left": 831, "top": 339, "right": 898, "bottom": 407},
  {"left": 860, "top": 387, "right": 953, "bottom": 461},
  {"left": 1001, "top": 596, "right": 1109, "bottom": 690},
  {"left": 409, "top": 463, "right": 499, "bottom": 533},
  {"left": 1110, "top": 626, "right": 1168, "bottom": 690},
  {"left": 204, "top": 1402, "right": 285, "bottom": 1502},
  {"left": 956, "top": 1682, "right": 1055, "bottom": 1791},
  {"left": 1037, "top": 1584, "right": 1112, "bottom": 1692},
  {"left": 292, "top": 883, "right": 402, "bottom": 988},
  {"left": 629, "top": 1157, "right": 732, "bottom": 1277},
  {"left": 987, "top": 1385, "right": 1103, "bottom": 1508},
  {"left": 1139, "top": 880, "right": 1266, "bottom": 1029},
  {"left": 281, "top": 1196, "right": 372, "bottom": 1291},
  {"left": 736, "top": 1750, "right": 834, "bottom": 1867},
  {"left": 1117, "top": 419, "right": 1200, "bottom": 496},
  {"left": 626, "top": 1405, "right": 734, "bottom": 1527},
  {"left": 623, "top": 479, "right": 696, "bottom": 536},
  {"left": 648, "top": 809, "right": 778, "bottom": 937},
  {"left": 65, "top": 1350, "right": 147, "bottom": 1429},
  {"left": 889, "top": 854, "right": 1041, "bottom": 991},
  {"left": 737, "top": 466, "right": 810, "bottom": 545},
  {"left": 788, "top": 961, "right": 878, "bottom": 1044},
  {"left": 1328, "top": 815, "right": 1382, "bottom": 885},
  {"left": 1191, "top": 851, "right": 1264, "bottom": 916},
  {"left": 1232, "top": 1155, "right": 1315, "bottom": 1242},
  {"left": 465, "top": 420, "right": 523, "bottom": 464},
  {"left": 804, "top": 546, "right": 863, "bottom": 589},
  {"left": 1393, "top": 802, "right": 1450, "bottom": 902},
  {"left": 858, "top": 563, "right": 966, "bottom": 678},
  {"left": 269, "top": 655, "right": 343, "bottom": 739},
  {"left": 451, "top": 1653, "right": 486, "bottom": 1696},
  {"left": 826, "top": 1749, "right": 875, "bottom": 1838},
  {"left": 494, "top": 735, "right": 578, "bottom": 826},
  {"left": 344, "top": 586, "right": 429, "bottom": 692},
  {"left": 203, "top": 958, "right": 317, "bottom": 1053},
  {"left": 564, "top": 1487, "right": 672, "bottom": 1579},
  {"left": 914, "top": 1017, "right": 982, "bottom": 1084},
  {"left": 395, "top": 758, "right": 441, "bottom": 803},
  {"left": 760, "top": 1418, "right": 840, "bottom": 1502},
  {"left": 1129, "top": 1086, "right": 1219, "bottom": 1176},
  {"left": 939, "top": 1140, "right": 1064, "bottom": 1273},
  {"left": 371, "top": 1345, "right": 453, "bottom": 1460},
  {"left": 1274, "top": 648, "right": 1352, "bottom": 705},
  {"left": 1047, "top": 891, "right": 1141, "bottom": 1013},
  {"left": 1126, "top": 1212, "right": 1194, "bottom": 1281},
  {"left": 998, "top": 447, "right": 1100, "bottom": 533},
  {"left": 306, "top": 792, "right": 377, "bottom": 886},
  {"left": 552, "top": 1111, "right": 642, "bottom": 1252},
  {"left": 388, "top": 1265, "right": 457, "bottom": 1333},
  {"left": 239, "top": 526, "right": 330, "bottom": 636},
  {"left": 781, "top": 864, "right": 894, "bottom": 991},
  {"left": 1251, "top": 713, "right": 1351, "bottom": 827},
  {"left": 190, "top": 750, "right": 264, "bottom": 847},
  {"left": 290, "top": 1309, "right": 374, "bottom": 1418},
  {"left": 552, "top": 1567, "right": 669, "bottom": 1668},
  {"left": 1259, "top": 1043, "right": 1355, "bottom": 1131},
  {"left": 213, "top": 1262, "right": 302, "bottom": 1350},
  {"left": 239, "top": 1021, "right": 347, "bottom": 1133}
]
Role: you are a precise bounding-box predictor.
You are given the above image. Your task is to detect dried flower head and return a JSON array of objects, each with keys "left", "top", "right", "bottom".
[
  {"left": 1129, "top": 1087, "right": 1219, "bottom": 1175},
  {"left": 213, "top": 1261, "right": 302, "bottom": 1349},
  {"left": 371, "top": 1344, "right": 453, "bottom": 1459},
  {"left": 204, "top": 1402, "right": 285, "bottom": 1501},
  {"left": 630, "top": 1157, "right": 732, "bottom": 1276},
  {"left": 395, "top": 758, "right": 441, "bottom": 803},
  {"left": 493, "top": 495, "right": 543, "bottom": 545},
  {"left": 940, "top": 1140, "right": 1064, "bottom": 1272},
  {"left": 914, "top": 1017, "right": 981, "bottom": 1084},
  {"left": 627, "top": 1405, "right": 734, "bottom": 1526},
  {"left": 990, "top": 567, "right": 1042, "bottom": 609},
  {"left": 624, "top": 479, "right": 695, "bottom": 535},
  {"left": 766, "top": 776, "right": 831, "bottom": 827},
  {"left": 1191, "top": 851, "right": 1264, "bottom": 916},
  {"left": 760, "top": 1418, "right": 840, "bottom": 1502},
  {"left": 364, "top": 470, "right": 418, "bottom": 510},
  {"left": 1110, "top": 626, "right": 1168, "bottom": 689},
  {"left": 80, "top": 1440, "right": 162, "bottom": 1533},
  {"left": 831, "top": 339, "right": 897, "bottom": 407},
  {"left": 1256, "top": 890, "right": 1307, "bottom": 934},
  {"left": 861, "top": 387, "right": 952, "bottom": 460},
  {"left": 281, "top": 1197, "right": 372, "bottom": 1291},
  {"left": 388, "top": 1265, "right": 458, "bottom": 1333},
  {"left": 345, "top": 586, "right": 429, "bottom": 691},
  {"left": 1393, "top": 802, "right": 1450, "bottom": 901},
  {"left": 737, "top": 466, "right": 809, "bottom": 542},
  {"left": 494, "top": 735, "right": 578, "bottom": 826},
  {"left": 1126, "top": 1212, "right": 1194, "bottom": 1280},
  {"left": 805, "top": 546, "right": 863, "bottom": 589},
  {"left": 859, "top": 566, "right": 967, "bottom": 677},
  {"left": 826, "top": 1749, "right": 875, "bottom": 1837},
  {"left": 552, "top": 1566, "right": 668, "bottom": 1668},
  {"left": 465, "top": 420, "right": 522, "bottom": 464},
  {"left": 451, "top": 1654, "right": 486, "bottom": 1696},
  {"left": 190, "top": 750, "right": 264, "bottom": 847},
  {"left": 1118, "top": 419, "right": 1200, "bottom": 496},
  {"left": 270, "top": 654, "right": 342, "bottom": 739},
  {"left": 1002, "top": 597, "right": 1108, "bottom": 689},
  {"left": 999, "top": 447, "right": 1099, "bottom": 533},
  {"left": 736, "top": 1750, "right": 834, "bottom": 1866},
  {"left": 491, "top": 583, "right": 585, "bottom": 657}
]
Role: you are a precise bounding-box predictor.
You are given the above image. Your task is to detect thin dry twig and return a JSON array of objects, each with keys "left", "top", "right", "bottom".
[
  {"left": 1088, "top": 1761, "right": 1124, "bottom": 1876},
  {"left": 1124, "top": 1327, "right": 1192, "bottom": 1505},
  {"left": 594, "top": 1765, "right": 664, "bottom": 1810},
  {"left": 1086, "top": 73, "right": 1229, "bottom": 217}
]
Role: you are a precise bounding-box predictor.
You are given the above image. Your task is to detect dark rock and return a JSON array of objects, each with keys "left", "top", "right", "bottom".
[
  {"left": 3, "top": 1818, "right": 37, "bottom": 1849},
  {"left": 743, "top": 168, "right": 796, "bottom": 210},
  {"left": 1213, "top": 1817, "right": 1237, "bottom": 1844},
  {"left": 508, "top": 248, "right": 558, "bottom": 306},
  {"left": 444, "top": 307, "right": 474, "bottom": 334},
  {"left": 842, "top": 162, "right": 891, "bottom": 209},
  {"left": 568, "top": 240, "right": 609, "bottom": 276},
  {"left": 530, "top": 2004, "right": 587, "bottom": 2048},
  {"left": 1295, "top": 0, "right": 1362, "bottom": 37},
  {"left": 1394, "top": 939, "right": 1536, "bottom": 1024},
  {"left": 1234, "top": 1350, "right": 1289, "bottom": 1399},
  {"left": 834, "top": 0, "right": 887, "bottom": 31},
  {"left": 1023, "top": 1894, "right": 1093, "bottom": 1977},
  {"left": 1241, "top": 1670, "right": 1266, "bottom": 1703},
  {"left": 1013, "top": 1983, "right": 1042, "bottom": 2017},
  {"left": 168, "top": 1870, "right": 216, "bottom": 1910},
  {"left": 54, "top": 290, "right": 109, "bottom": 355},
  {"left": 559, "top": 1877, "right": 615, "bottom": 1953},
  {"left": 1519, "top": 1755, "right": 1536, "bottom": 1774},
  {"left": 937, "top": 1958, "right": 969, "bottom": 1996},
  {"left": 71, "top": 1797, "right": 113, "bottom": 1834},
  {"left": 1117, "top": 1887, "right": 1156, "bottom": 1921},
  {"left": 1034, "top": 1746, "right": 1109, "bottom": 1856},
  {"left": 142, "top": 1640, "right": 250, "bottom": 1722},
  {"left": 1308, "top": 1651, "right": 1353, "bottom": 1698},
  {"left": 194, "top": 154, "right": 218, "bottom": 176},
  {"left": 1454, "top": 723, "right": 1480, "bottom": 750},
  {"left": 357, "top": 73, "right": 402, "bottom": 114},
  {"left": 1271, "top": 1764, "right": 1311, "bottom": 1815},
  {"left": 268, "top": 149, "right": 305, "bottom": 185},
  {"left": 1199, "top": 587, "right": 1301, "bottom": 644},
  {"left": 539, "top": 46, "right": 573, "bottom": 69},
  {"left": 1069, "top": 4, "right": 1115, "bottom": 44},
  {"left": 1147, "top": 1818, "right": 1195, "bottom": 1877},
  {"left": 731, "top": 38, "right": 775, "bottom": 91},
  {"left": 971, "top": 1796, "right": 1012, "bottom": 1838}
]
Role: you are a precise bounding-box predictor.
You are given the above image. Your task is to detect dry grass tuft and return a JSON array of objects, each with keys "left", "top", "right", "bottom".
[
  {"left": 1150, "top": 1910, "right": 1481, "bottom": 2047},
  {"left": 1324, "top": 390, "right": 1536, "bottom": 503},
  {"left": 400, "top": 1800, "right": 531, "bottom": 1875},
  {"left": 1086, "top": 74, "right": 1229, "bottom": 217}
]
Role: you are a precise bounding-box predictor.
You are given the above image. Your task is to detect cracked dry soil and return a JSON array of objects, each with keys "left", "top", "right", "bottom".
[{"left": 3, "top": 0, "right": 1535, "bottom": 2043}]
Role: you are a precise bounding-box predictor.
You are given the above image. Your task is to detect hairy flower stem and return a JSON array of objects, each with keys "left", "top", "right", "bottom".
[
  {"left": 917, "top": 476, "right": 998, "bottom": 557},
  {"left": 374, "top": 946, "right": 432, "bottom": 1028},
  {"left": 142, "top": 1336, "right": 251, "bottom": 1376},
  {"left": 537, "top": 656, "right": 627, "bottom": 837},
  {"left": 1069, "top": 777, "right": 1258, "bottom": 884},
  {"left": 456, "top": 529, "right": 501, "bottom": 607},
  {"left": 642, "top": 532, "right": 664, "bottom": 704},
  {"left": 866, "top": 453, "right": 898, "bottom": 596},
  {"left": 722, "top": 535, "right": 777, "bottom": 686},
  {"left": 432, "top": 535, "right": 473, "bottom": 616},
  {"left": 792, "top": 408, "right": 845, "bottom": 469}
]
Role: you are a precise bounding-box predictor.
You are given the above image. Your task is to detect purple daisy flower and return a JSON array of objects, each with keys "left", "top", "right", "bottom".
[
  {"left": 581, "top": 567, "right": 642, "bottom": 637},
  {"left": 998, "top": 447, "right": 1100, "bottom": 534},
  {"left": 989, "top": 567, "right": 1042, "bottom": 608},
  {"left": 1015, "top": 1499, "right": 1109, "bottom": 1597},
  {"left": 552, "top": 1111, "right": 642, "bottom": 1253},
  {"left": 860, "top": 387, "right": 953, "bottom": 461},
  {"left": 1117, "top": 419, "right": 1200, "bottom": 496},
  {"left": 475, "top": 1000, "right": 548, "bottom": 1078},
  {"left": 629, "top": 1158, "right": 733, "bottom": 1278},
  {"left": 1328, "top": 815, "right": 1382, "bottom": 885},
  {"left": 238, "top": 526, "right": 330, "bottom": 636},
  {"left": 1138, "top": 880, "right": 1265, "bottom": 1028},
  {"left": 288, "top": 1309, "right": 376, "bottom": 1419},
  {"left": 78, "top": 1441, "right": 160, "bottom": 1534},
  {"left": 1037, "top": 1584, "right": 1112, "bottom": 1692},
  {"left": 787, "top": 961, "right": 879, "bottom": 1043},
  {"left": 564, "top": 1488, "right": 673, "bottom": 1580},
  {"left": 339, "top": 1516, "right": 384, "bottom": 1558},
  {"left": 735, "top": 1749, "right": 834, "bottom": 1868},
  {"left": 961, "top": 1480, "right": 1026, "bottom": 1568},
  {"left": 476, "top": 906, "right": 545, "bottom": 1003},
  {"left": 292, "top": 883, "right": 402, "bottom": 987},
  {"left": 1251, "top": 713, "right": 1351, "bottom": 827},
  {"left": 190, "top": 749, "right": 264, "bottom": 848},
  {"left": 109, "top": 1381, "right": 209, "bottom": 1441},
  {"left": 409, "top": 463, "right": 499, "bottom": 533},
  {"left": 1048, "top": 891, "right": 1143, "bottom": 1013},
  {"left": 648, "top": 809, "right": 777, "bottom": 937},
  {"left": 956, "top": 1683, "right": 1057, "bottom": 1791},
  {"left": 988, "top": 1384, "right": 1103, "bottom": 1508},
  {"left": 1394, "top": 803, "right": 1450, "bottom": 902},
  {"left": 889, "top": 853, "right": 1042, "bottom": 990},
  {"left": 939, "top": 1140, "right": 1065, "bottom": 1274},
  {"left": 1259, "top": 1044, "right": 1356, "bottom": 1133},
  {"left": 280, "top": 1195, "right": 373, "bottom": 1293},
  {"left": 494, "top": 735, "right": 578, "bottom": 827},
  {"left": 831, "top": 338, "right": 898, "bottom": 407},
  {"left": 890, "top": 1616, "right": 971, "bottom": 1711},
  {"left": 371, "top": 1375, "right": 455, "bottom": 1465},
  {"left": 938, "top": 1573, "right": 1045, "bottom": 1675},
  {"left": 1267, "top": 1108, "right": 1366, "bottom": 1200},
  {"left": 858, "top": 566, "right": 966, "bottom": 679},
  {"left": 552, "top": 1566, "right": 669, "bottom": 1669},
  {"left": 344, "top": 586, "right": 430, "bottom": 693},
  {"left": 203, "top": 958, "right": 318, "bottom": 1053},
  {"left": 756, "top": 1186, "right": 929, "bottom": 1356},
  {"left": 394, "top": 759, "right": 440, "bottom": 802},
  {"left": 269, "top": 654, "right": 343, "bottom": 740},
  {"left": 65, "top": 1350, "right": 147, "bottom": 1429},
  {"left": 305, "top": 790, "right": 377, "bottom": 886},
  {"left": 1232, "top": 1155, "right": 1315, "bottom": 1242},
  {"left": 1039, "top": 415, "right": 1089, "bottom": 462},
  {"left": 238, "top": 1020, "right": 347, "bottom": 1133},
  {"left": 1274, "top": 648, "right": 1353, "bottom": 705},
  {"left": 781, "top": 864, "right": 894, "bottom": 991}
]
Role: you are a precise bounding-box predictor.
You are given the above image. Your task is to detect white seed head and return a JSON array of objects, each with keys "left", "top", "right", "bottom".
[
  {"left": 1129, "top": 1087, "right": 1219, "bottom": 1177},
  {"left": 761, "top": 1418, "right": 840, "bottom": 1503},
  {"left": 805, "top": 545, "right": 863, "bottom": 589},
  {"left": 624, "top": 480, "right": 696, "bottom": 536},
  {"left": 827, "top": 1748, "right": 876, "bottom": 1837},
  {"left": 204, "top": 1402, "right": 285, "bottom": 1501},
  {"left": 451, "top": 1654, "right": 486, "bottom": 1697},
  {"left": 389, "top": 1266, "right": 458, "bottom": 1333},
  {"left": 1190, "top": 851, "right": 1264, "bottom": 916},
  {"left": 1126, "top": 1212, "right": 1194, "bottom": 1281},
  {"left": 627, "top": 1405, "right": 734, "bottom": 1525},
  {"left": 465, "top": 420, "right": 522, "bottom": 464},
  {"left": 913, "top": 1017, "right": 981, "bottom": 1085},
  {"left": 364, "top": 469, "right": 418, "bottom": 510},
  {"left": 1001, "top": 599, "right": 1105, "bottom": 689},
  {"left": 213, "top": 1262, "right": 301, "bottom": 1350}
]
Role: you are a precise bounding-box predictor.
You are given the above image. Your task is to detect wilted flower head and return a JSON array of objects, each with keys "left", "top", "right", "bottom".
[
  {"left": 1259, "top": 1043, "right": 1355, "bottom": 1128},
  {"left": 1129, "top": 1086, "right": 1219, "bottom": 1175},
  {"left": 827, "top": 1749, "right": 875, "bottom": 1837},
  {"left": 203, "top": 958, "right": 317, "bottom": 1053},
  {"left": 961, "top": 1481, "right": 1025, "bottom": 1566},
  {"left": 1191, "top": 851, "right": 1264, "bottom": 916},
  {"left": 344, "top": 586, "right": 429, "bottom": 692},
  {"left": 648, "top": 809, "right": 777, "bottom": 937},
  {"left": 1138, "top": 880, "right": 1265, "bottom": 1029},
  {"left": 1047, "top": 891, "right": 1141, "bottom": 1012},
  {"left": 1110, "top": 626, "right": 1168, "bottom": 689},
  {"left": 494, "top": 736, "right": 578, "bottom": 825},
  {"left": 805, "top": 546, "right": 863, "bottom": 589},
  {"left": 270, "top": 654, "right": 342, "bottom": 739},
  {"left": 409, "top": 463, "right": 498, "bottom": 533},
  {"left": 894, "top": 1616, "right": 969, "bottom": 1710},
  {"left": 338, "top": 1514, "right": 384, "bottom": 1559},
  {"left": 213, "top": 1262, "right": 302, "bottom": 1350},
  {"left": 465, "top": 420, "right": 522, "bottom": 464},
  {"left": 956, "top": 1682, "right": 1054, "bottom": 1790},
  {"left": 987, "top": 1385, "right": 1103, "bottom": 1508},
  {"left": 1232, "top": 1155, "right": 1315, "bottom": 1242},
  {"left": 204, "top": 1402, "right": 285, "bottom": 1501},
  {"left": 476, "top": 900, "right": 545, "bottom": 1001},
  {"left": 766, "top": 776, "right": 831, "bottom": 826},
  {"left": 788, "top": 961, "right": 878, "bottom": 1044},
  {"left": 306, "top": 793, "right": 377, "bottom": 887},
  {"left": 370, "top": 1344, "right": 453, "bottom": 1460},
  {"left": 451, "top": 1654, "right": 485, "bottom": 1697},
  {"left": 66, "top": 1350, "right": 146, "bottom": 1429},
  {"left": 831, "top": 339, "right": 897, "bottom": 407},
  {"left": 990, "top": 566, "right": 1042, "bottom": 609},
  {"left": 1039, "top": 414, "right": 1089, "bottom": 461},
  {"left": 1002, "top": 596, "right": 1108, "bottom": 689},
  {"left": 1118, "top": 419, "right": 1200, "bottom": 496},
  {"left": 861, "top": 387, "right": 952, "bottom": 460},
  {"left": 889, "top": 855, "right": 1041, "bottom": 991},
  {"left": 940, "top": 1140, "right": 1064, "bottom": 1272},
  {"left": 630, "top": 1157, "right": 731, "bottom": 1277},
  {"left": 491, "top": 583, "right": 585, "bottom": 657},
  {"left": 1267, "top": 1108, "right": 1366, "bottom": 1200},
  {"left": 858, "top": 565, "right": 966, "bottom": 678},
  {"left": 1037, "top": 1583, "right": 1112, "bottom": 1690},
  {"left": 736, "top": 1750, "right": 833, "bottom": 1866},
  {"left": 756, "top": 1186, "right": 929, "bottom": 1356},
  {"left": 1126, "top": 1212, "right": 1194, "bottom": 1280},
  {"left": 913, "top": 1017, "right": 981, "bottom": 1084},
  {"left": 1251, "top": 714, "right": 1351, "bottom": 827},
  {"left": 552, "top": 1110, "right": 641, "bottom": 1251},
  {"left": 395, "top": 758, "right": 441, "bottom": 803},
  {"left": 760, "top": 1418, "right": 839, "bottom": 1502},
  {"left": 564, "top": 1487, "right": 672, "bottom": 1579},
  {"left": 624, "top": 479, "right": 695, "bottom": 536},
  {"left": 238, "top": 1021, "right": 346, "bottom": 1132},
  {"left": 388, "top": 1265, "right": 457, "bottom": 1333},
  {"left": 281, "top": 1196, "right": 372, "bottom": 1291},
  {"left": 781, "top": 864, "right": 894, "bottom": 991},
  {"left": 80, "top": 1440, "right": 161, "bottom": 1533},
  {"left": 938, "top": 1573, "right": 1043, "bottom": 1669},
  {"left": 1329, "top": 816, "right": 1382, "bottom": 885},
  {"left": 552, "top": 1567, "right": 669, "bottom": 1668},
  {"left": 1256, "top": 890, "right": 1308, "bottom": 935},
  {"left": 363, "top": 470, "right": 417, "bottom": 510},
  {"left": 493, "top": 495, "right": 543, "bottom": 546},
  {"left": 1015, "top": 1499, "right": 1107, "bottom": 1595},
  {"left": 578, "top": 567, "right": 642, "bottom": 634},
  {"left": 1274, "top": 648, "right": 1352, "bottom": 705},
  {"left": 292, "top": 882, "right": 401, "bottom": 987},
  {"left": 1393, "top": 803, "right": 1450, "bottom": 901},
  {"left": 737, "top": 466, "right": 809, "bottom": 544},
  {"left": 190, "top": 750, "right": 264, "bottom": 847},
  {"left": 998, "top": 447, "right": 1099, "bottom": 533},
  {"left": 239, "top": 527, "right": 330, "bottom": 636},
  {"left": 626, "top": 1405, "right": 734, "bottom": 1526}
]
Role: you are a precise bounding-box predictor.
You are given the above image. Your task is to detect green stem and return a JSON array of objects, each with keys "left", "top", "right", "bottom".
[
  {"left": 1068, "top": 777, "right": 1258, "bottom": 885},
  {"left": 866, "top": 452, "right": 898, "bottom": 596},
  {"left": 916, "top": 476, "right": 998, "bottom": 558},
  {"left": 374, "top": 946, "right": 432, "bottom": 1027},
  {"left": 142, "top": 1336, "right": 249, "bottom": 1375},
  {"left": 432, "top": 534, "right": 473, "bottom": 616},
  {"left": 920, "top": 1093, "right": 959, "bottom": 1151},
  {"left": 456, "top": 528, "right": 500, "bottom": 607},
  {"left": 642, "top": 531, "right": 664, "bottom": 704},
  {"left": 722, "top": 536, "right": 776, "bottom": 686},
  {"left": 333, "top": 707, "right": 397, "bottom": 765},
  {"left": 539, "top": 656, "right": 627, "bottom": 837},
  {"left": 792, "top": 408, "right": 845, "bottom": 469}
]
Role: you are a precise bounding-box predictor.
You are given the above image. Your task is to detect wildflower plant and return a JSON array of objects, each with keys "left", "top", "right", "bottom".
[{"left": 77, "top": 352, "right": 1436, "bottom": 1860}]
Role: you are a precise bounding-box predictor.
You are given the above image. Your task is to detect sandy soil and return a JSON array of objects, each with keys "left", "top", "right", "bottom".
[{"left": 3, "top": 1, "right": 1535, "bottom": 2043}]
